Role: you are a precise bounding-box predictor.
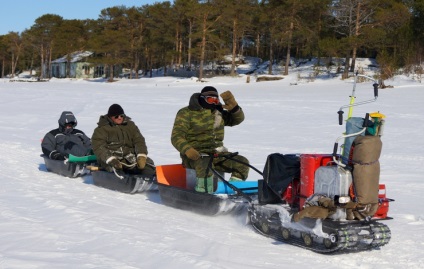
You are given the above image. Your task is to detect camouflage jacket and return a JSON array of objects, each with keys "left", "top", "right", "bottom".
[
  {"left": 171, "top": 93, "right": 245, "bottom": 155},
  {"left": 92, "top": 115, "right": 148, "bottom": 167}
]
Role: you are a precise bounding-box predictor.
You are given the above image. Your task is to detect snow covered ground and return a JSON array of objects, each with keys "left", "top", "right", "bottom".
[{"left": 0, "top": 63, "right": 423, "bottom": 268}]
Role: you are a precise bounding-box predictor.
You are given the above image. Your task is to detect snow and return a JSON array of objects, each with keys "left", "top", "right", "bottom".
[
  {"left": 51, "top": 51, "right": 93, "bottom": 63},
  {"left": 1, "top": 61, "right": 423, "bottom": 268}
]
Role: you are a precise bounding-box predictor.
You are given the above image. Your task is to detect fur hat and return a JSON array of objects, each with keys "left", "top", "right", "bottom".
[
  {"left": 107, "top": 104, "right": 125, "bottom": 117},
  {"left": 200, "top": 86, "right": 218, "bottom": 97}
]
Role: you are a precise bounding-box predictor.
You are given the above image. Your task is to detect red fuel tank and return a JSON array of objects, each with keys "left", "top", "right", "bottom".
[{"left": 299, "top": 154, "right": 333, "bottom": 208}]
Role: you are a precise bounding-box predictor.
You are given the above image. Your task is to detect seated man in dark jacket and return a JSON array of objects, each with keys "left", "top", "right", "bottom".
[
  {"left": 91, "top": 104, "right": 155, "bottom": 177},
  {"left": 42, "top": 111, "right": 92, "bottom": 160}
]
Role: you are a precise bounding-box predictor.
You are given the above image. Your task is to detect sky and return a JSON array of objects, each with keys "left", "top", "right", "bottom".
[
  {"left": 0, "top": 59, "right": 423, "bottom": 268},
  {"left": 0, "top": 0, "right": 159, "bottom": 35}
]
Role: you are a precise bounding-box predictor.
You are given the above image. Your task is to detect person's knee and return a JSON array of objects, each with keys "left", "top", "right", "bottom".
[{"left": 237, "top": 155, "right": 249, "bottom": 165}]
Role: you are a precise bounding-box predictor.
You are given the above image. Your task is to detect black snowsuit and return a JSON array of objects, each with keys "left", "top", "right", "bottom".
[{"left": 41, "top": 111, "right": 92, "bottom": 159}]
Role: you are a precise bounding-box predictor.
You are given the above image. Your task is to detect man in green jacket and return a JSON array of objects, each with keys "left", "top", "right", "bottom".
[
  {"left": 171, "top": 86, "right": 249, "bottom": 193},
  {"left": 92, "top": 104, "right": 155, "bottom": 177}
]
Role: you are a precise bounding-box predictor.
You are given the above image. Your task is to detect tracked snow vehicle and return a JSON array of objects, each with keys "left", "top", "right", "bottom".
[{"left": 248, "top": 74, "right": 393, "bottom": 253}]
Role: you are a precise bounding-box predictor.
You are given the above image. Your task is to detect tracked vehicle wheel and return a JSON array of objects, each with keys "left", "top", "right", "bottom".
[
  {"left": 324, "top": 238, "right": 334, "bottom": 249},
  {"left": 281, "top": 228, "right": 291, "bottom": 240},
  {"left": 324, "top": 234, "right": 337, "bottom": 249},
  {"left": 302, "top": 233, "right": 313, "bottom": 247},
  {"left": 260, "top": 221, "right": 270, "bottom": 234}
]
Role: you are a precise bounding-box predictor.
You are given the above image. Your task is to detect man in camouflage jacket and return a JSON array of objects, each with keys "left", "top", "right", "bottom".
[
  {"left": 92, "top": 104, "right": 155, "bottom": 176},
  {"left": 171, "top": 86, "right": 249, "bottom": 192}
]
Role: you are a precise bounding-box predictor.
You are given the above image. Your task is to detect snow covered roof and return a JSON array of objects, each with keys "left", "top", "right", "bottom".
[{"left": 51, "top": 51, "right": 93, "bottom": 63}]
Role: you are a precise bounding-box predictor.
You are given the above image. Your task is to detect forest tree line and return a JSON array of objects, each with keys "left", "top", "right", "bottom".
[{"left": 0, "top": 0, "right": 423, "bottom": 82}]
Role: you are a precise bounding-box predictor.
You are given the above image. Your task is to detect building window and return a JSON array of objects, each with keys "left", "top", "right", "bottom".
[
  {"left": 95, "top": 66, "right": 104, "bottom": 78},
  {"left": 83, "top": 65, "right": 90, "bottom": 75}
]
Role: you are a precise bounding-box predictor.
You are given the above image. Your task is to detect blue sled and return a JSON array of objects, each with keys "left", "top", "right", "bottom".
[{"left": 215, "top": 181, "right": 258, "bottom": 195}]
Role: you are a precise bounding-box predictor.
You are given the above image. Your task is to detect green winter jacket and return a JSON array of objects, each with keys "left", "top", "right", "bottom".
[
  {"left": 171, "top": 93, "right": 245, "bottom": 155},
  {"left": 92, "top": 115, "right": 148, "bottom": 168}
]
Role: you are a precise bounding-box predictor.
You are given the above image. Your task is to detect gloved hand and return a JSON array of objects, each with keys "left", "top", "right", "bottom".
[
  {"left": 137, "top": 156, "right": 147, "bottom": 169},
  {"left": 220, "top": 91, "right": 238, "bottom": 111},
  {"left": 51, "top": 152, "right": 65, "bottom": 160},
  {"left": 107, "top": 157, "right": 122, "bottom": 170},
  {"left": 185, "top": 148, "right": 200, "bottom": 161}
]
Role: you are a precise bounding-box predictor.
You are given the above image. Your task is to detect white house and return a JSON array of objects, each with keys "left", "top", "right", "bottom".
[{"left": 50, "top": 51, "right": 104, "bottom": 79}]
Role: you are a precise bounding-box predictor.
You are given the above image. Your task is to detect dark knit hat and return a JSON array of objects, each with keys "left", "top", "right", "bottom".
[
  {"left": 107, "top": 104, "right": 125, "bottom": 117},
  {"left": 200, "top": 86, "right": 218, "bottom": 97}
]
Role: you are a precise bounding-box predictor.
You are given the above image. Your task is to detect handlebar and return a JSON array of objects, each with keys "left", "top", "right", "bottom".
[
  {"left": 373, "top": 83, "right": 379, "bottom": 98},
  {"left": 200, "top": 152, "right": 239, "bottom": 159},
  {"left": 337, "top": 74, "right": 378, "bottom": 125}
]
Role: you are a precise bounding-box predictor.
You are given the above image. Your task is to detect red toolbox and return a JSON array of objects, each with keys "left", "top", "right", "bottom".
[{"left": 299, "top": 154, "right": 334, "bottom": 208}]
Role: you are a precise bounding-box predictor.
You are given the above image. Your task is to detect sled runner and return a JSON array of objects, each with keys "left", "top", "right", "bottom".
[
  {"left": 156, "top": 161, "right": 258, "bottom": 215},
  {"left": 90, "top": 169, "right": 157, "bottom": 194},
  {"left": 67, "top": 154, "right": 158, "bottom": 194},
  {"left": 41, "top": 154, "right": 91, "bottom": 178}
]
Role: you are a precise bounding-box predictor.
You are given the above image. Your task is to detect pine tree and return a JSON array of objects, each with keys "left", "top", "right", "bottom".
[
  {"left": 3, "top": 32, "right": 23, "bottom": 77},
  {"left": 219, "top": 0, "right": 256, "bottom": 76},
  {"left": 88, "top": 6, "right": 132, "bottom": 81},
  {"left": 27, "top": 14, "right": 63, "bottom": 78}
]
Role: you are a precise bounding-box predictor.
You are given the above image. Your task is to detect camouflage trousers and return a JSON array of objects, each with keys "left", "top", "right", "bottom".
[{"left": 181, "top": 153, "right": 249, "bottom": 180}]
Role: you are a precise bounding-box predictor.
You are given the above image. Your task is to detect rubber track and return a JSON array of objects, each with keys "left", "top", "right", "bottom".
[{"left": 249, "top": 210, "right": 391, "bottom": 254}]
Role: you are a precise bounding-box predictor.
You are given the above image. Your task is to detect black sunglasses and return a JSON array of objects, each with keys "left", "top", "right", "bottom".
[{"left": 113, "top": 114, "right": 125, "bottom": 119}]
